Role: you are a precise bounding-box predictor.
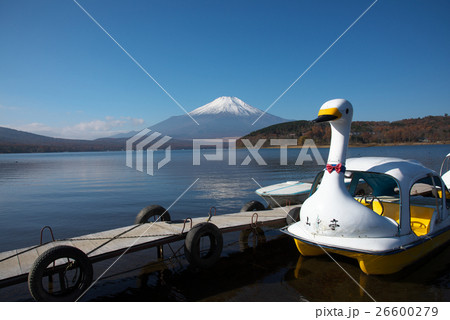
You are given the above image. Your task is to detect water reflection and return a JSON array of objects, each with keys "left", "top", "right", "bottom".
[
  {"left": 77, "top": 230, "right": 449, "bottom": 302},
  {"left": 286, "top": 243, "right": 450, "bottom": 301}
]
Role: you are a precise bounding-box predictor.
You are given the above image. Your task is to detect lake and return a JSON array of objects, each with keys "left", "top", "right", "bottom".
[{"left": 0, "top": 144, "right": 449, "bottom": 301}]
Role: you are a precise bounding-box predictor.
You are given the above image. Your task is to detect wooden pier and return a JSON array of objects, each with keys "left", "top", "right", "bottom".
[{"left": 0, "top": 204, "right": 298, "bottom": 301}]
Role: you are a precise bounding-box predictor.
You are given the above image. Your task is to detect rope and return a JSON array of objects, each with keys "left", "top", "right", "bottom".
[
  {"left": 64, "top": 233, "right": 182, "bottom": 242},
  {"left": 0, "top": 228, "right": 183, "bottom": 262}
]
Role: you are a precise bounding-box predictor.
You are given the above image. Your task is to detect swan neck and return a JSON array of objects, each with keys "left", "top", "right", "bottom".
[{"left": 328, "top": 121, "right": 350, "bottom": 165}]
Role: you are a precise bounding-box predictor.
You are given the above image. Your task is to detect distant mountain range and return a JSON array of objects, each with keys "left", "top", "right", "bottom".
[
  {"left": 115, "top": 96, "right": 291, "bottom": 139},
  {"left": 0, "top": 126, "right": 126, "bottom": 153},
  {"left": 0, "top": 96, "right": 291, "bottom": 153}
]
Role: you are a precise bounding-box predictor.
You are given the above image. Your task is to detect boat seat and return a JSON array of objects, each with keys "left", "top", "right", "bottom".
[
  {"left": 355, "top": 197, "right": 437, "bottom": 235},
  {"left": 355, "top": 197, "right": 400, "bottom": 222},
  {"left": 410, "top": 205, "right": 435, "bottom": 237},
  {"left": 410, "top": 218, "right": 429, "bottom": 236},
  {"left": 379, "top": 202, "right": 434, "bottom": 236},
  {"left": 376, "top": 201, "right": 399, "bottom": 222}
]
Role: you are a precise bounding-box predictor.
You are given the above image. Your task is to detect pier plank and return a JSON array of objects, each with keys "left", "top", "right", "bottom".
[
  {"left": 35, "top": 242, "right": 56, "bottom": 255},
  {"left": 68, "top": 239, "right": 105, "bottom": 256},
  {"left": 79, "top": 239, "right": 118, "bottom": 257},
  {"left": 17, "top": 248, "right": 40, "bottom": 275},
  {"left": 0, "top": 250, "right": 21, "bottom": 280},
  {"left": 0, "top": 248, "right": 19, "bottom": 262}
]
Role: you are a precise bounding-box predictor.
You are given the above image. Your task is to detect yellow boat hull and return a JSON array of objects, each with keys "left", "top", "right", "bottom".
[{"left": 294, "top": 228, "right": 450, "bottom": 275}]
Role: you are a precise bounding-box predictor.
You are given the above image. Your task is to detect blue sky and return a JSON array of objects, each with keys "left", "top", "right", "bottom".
[{"left": 0, "top": 0, "right": 449, "bottom": 139}]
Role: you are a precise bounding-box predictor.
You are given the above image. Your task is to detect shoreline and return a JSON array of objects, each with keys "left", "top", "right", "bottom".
[
  {"left": 256, "top": 141, "right": 450, "bottom": 149},
  {"left": 0, "top": 142, "right": 449, "bottom": 155}
]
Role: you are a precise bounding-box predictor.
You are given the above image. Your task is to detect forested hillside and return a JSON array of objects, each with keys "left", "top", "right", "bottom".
[{"left": 238, "top": 116, "right": 450, "bottom": 147}]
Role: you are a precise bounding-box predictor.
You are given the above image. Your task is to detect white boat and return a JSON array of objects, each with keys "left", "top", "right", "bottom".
[
  {"left": 282, "top": 99, "right": 450, "bottom": 275},
  {"left": 255, "top": 181, "right": 313, "bottom": 208},
  {"left": 255, "top": 176, "right": 353, "bottom": 208}
]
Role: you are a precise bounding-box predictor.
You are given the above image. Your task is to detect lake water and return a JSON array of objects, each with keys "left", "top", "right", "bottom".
[{"left": 0, "top": 144, "right": 449, "bottom": 301}]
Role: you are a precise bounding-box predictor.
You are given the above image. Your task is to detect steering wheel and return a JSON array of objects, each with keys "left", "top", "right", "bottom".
[{"left": 411, "top": 220, "right": 427, "bottom": 230}]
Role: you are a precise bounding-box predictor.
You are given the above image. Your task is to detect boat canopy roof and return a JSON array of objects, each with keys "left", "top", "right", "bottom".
[{"left": 346, "top": 157, "right": 436, "bottom": 186}]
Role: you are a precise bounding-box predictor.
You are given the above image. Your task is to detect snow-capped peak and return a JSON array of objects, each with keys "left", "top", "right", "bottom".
[{"left": 189, "top": 96, "right": 263, "bottom": 116}]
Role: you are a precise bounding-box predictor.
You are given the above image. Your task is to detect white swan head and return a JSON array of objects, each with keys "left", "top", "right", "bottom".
[
  {"left": 313, "top": 98, "right": 353, "bottom": 126},
  {"left": 314, "top": 99, "right": 353, "bottom": 165}
]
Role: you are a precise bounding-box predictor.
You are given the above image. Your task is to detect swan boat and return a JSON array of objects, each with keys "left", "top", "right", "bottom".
[{"left": 282, "top": 99, "right": 450, "bottom": 275}]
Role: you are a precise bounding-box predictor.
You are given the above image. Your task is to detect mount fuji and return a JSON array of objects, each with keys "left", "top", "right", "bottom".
[{"left": 143, "top": 96, "right": 291, "bottom": 139}]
